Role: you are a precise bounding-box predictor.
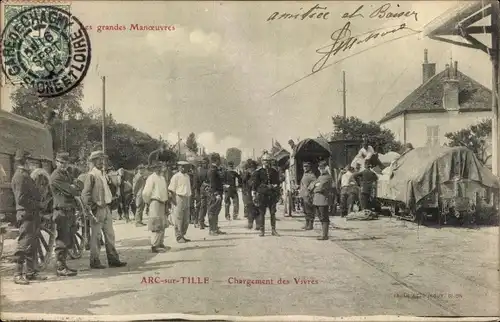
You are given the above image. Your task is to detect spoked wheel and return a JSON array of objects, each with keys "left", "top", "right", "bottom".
[
  {"left": 68, "top": 231, "right": 84, "bottom": 259},
  {"left": 37, "top": 221, "right": 56, "bottom": 271},
  {"left": 0, "top": 229, "right": 5, "bottom": 260}
]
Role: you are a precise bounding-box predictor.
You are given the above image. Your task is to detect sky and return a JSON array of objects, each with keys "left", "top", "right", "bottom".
[{"left": 1, "top": 1, "right": 494, "bottom": 159}]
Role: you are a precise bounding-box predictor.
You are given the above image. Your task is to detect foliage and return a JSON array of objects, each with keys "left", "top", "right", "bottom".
[
  {"left": 185, "top": 132, "right": 198, "bottom": 154},
  {"left": 331, "top": 115, "right": 403, "bottom": 153},
  {"left": 10, "top": 84, "right": 85, "bottom": 123},
  {"left": 445, "top": 119, "right": 492, "bottom": 164},
  {"left": 226, "top": 147, "right": 242, "bottom": 166},
  {"left": 10, "top": 85, "right": 170, "bottom": 170}
]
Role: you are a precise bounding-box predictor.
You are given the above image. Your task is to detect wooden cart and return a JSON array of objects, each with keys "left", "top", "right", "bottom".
[{"left": 0, "top": 110, "right": 56, "bottom": 268}]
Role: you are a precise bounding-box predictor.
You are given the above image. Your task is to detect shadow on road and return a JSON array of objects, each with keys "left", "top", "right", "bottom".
[
  {"left": 330, "top": 236, "right": 385, "bottom": 242},
  {"left": 193, "top": 237, "right": 255, "bottom": 242},
  {"left": 0, "top": 290, "right": 137, "bottom": 314},
  {"left": 117, "top": 237, "right": 151, "bottom": 247},
  {"left": 170, "top": 244, "right": 236, "bottom": 253}
]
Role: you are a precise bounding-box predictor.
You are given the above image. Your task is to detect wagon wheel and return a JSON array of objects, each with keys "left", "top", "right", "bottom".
[
  {"left": 0, "top": 229, "right": 4, "bottom": 260},
  {"left": 68, "top": 212, "right": 88, "bottom": 259},
  {"left": 36, "top": 218, "right": 56, "bottom": 271}
]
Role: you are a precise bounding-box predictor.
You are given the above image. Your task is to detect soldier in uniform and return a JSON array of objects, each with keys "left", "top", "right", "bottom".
[
  {"left": 194, "top": 157, "right": 210, "bottom": 229},
  {"left": 11, "top": 150, "right": 47, "bottom": 285},
  {"left": 223, "top": 161, "right": 241, "bottom": 220},
  {"left": 251, "top": 152, "right": 281, "bottom": 237},
  {"left": 309, "top": 160, "right": 333, "bottom": 240},
  {"left": 242, "top": 159, "right": 259, "bottom": 229},
  {"left": 50, "top": 152, "right": 79, "bottom": 276},
  {"left": 300, "top": 162, "right": 317, "bottom": 230},
  {"left": 207, "top": 153, "right": 226, "bottom": 235}
]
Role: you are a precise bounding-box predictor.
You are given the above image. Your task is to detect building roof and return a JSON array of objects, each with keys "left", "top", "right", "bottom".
[
  {"left": 379, "top": 69, "right": 492, "bottom": 123},
  {"left": 0, "top": 109, "right": 53, "bottom": 161}
]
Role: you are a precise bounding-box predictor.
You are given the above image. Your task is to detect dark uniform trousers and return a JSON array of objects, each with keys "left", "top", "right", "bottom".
[
  {"left": 207, "top": 191, "right": 222, "bottom": 231},
  {"left": 360, "top": 192, "right": 371, "bottom": 210},
  {"left": 14, "top": 211, "right": 40, "bottom": 274},
  {"left": 257, "top": 194, "right": 277, "bottom": 231},
  {"left": 303, "top": 200, "right": 315, "bottom": 222},
  {"left": 340, "top": 186, "right": 356, "bottom": 217},
  {"left": 224, "top": 186, "right": 239, "bottom": 218},
  {"left": 315, "top": 206, "right": 330, "bottom": 223},
  {"left": 190, "top": 194, "right": 196, "bottom": 223},
  {"left": 198, "top": 184, "right": 209, "bottom": 224},
  {"left": 242, "top": 190, "right": 258, "bottom": 226},
  {"left": 54, "top": 208, "right": 76, "bottom": 265}
]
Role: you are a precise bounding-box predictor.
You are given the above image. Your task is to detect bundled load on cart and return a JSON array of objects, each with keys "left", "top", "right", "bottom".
[{"left": 377, "top": 145, "right": 499, "bottom": 225}]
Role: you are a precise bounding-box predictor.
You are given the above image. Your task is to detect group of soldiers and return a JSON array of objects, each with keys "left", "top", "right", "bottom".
[
  {"left": 10, "top": 140, "right": 343, "bottom": 285},
  {"left": 11, "top": 149, "right": 127, "bottom": 285}
]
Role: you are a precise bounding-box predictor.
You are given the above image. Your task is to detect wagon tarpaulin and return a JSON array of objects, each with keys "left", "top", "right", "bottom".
[{"left": 377, "top": 146, "right": 499, "bottom": 206}]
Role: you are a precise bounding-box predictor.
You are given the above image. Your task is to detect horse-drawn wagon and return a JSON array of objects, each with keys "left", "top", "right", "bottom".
[
  {"left": 0, "top": 110, "right": 56, "bottom": 269},
  {"left": 377, "top": 146, "right": 499, "bottom": 224}
]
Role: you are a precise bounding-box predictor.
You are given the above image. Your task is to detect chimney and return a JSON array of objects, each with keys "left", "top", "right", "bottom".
[
  {"left": 422, "top": 49, "right": 436, "bottom": 84},
  {"left": 443, "top": 62, "right": 459, "bottom": 110}
]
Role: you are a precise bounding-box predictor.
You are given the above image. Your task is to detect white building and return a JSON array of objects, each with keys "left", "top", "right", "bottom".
[{"left": 379, "top": 49, "right": 492, "bottom": 149}]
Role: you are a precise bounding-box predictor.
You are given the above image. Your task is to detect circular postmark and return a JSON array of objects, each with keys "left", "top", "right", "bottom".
[{"left": 1, "top": 6, "right": 91, "bottom": 97}]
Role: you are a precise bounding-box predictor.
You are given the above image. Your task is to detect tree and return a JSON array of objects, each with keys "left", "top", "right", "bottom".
[
  {"left": 445, "top": 119, "right": 492, "bottom": 164},
  {"left": 331, "top": 115, "right": 403, "bottom": 153},
  {"left": 185, "top": 132, "right": 198, "bottom": 154},
  {"left": 10, "top": 84, "right": 85, "bottom": 123},
  {"left": 226, "top": 147, "right": 242, "bottom": 166}
]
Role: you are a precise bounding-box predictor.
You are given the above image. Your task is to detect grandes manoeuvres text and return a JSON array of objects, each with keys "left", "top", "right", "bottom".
[{"left": 266, "top": 3, "right": 419, "bottom": 74}]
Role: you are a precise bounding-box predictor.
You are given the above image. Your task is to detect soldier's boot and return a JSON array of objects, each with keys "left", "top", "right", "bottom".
[
  {"left": 14, "top": 263, "right": 29, "bottom": 285},
  {"left": 247, "top": 215, "right": 253, "bottom": 229},
  {"left": 317, "top": 222, "right": 329, "bottom": 240},
  {"left": 306, "top": 219, "right": 314, "bottom": 230},
  {"left": 208, "top": 217, "right": 217, "bottom": 236},
  {"left": 259, "top": 215, "right": 265, "bottom": 237},
  {"left": 56, "top": 261, "right": 77, "bottom": 277},
  {"left": 302, "top": 219, "right": 310, "bottom": 230},
  {"left": 270, "top": 216, "right": 279, "bottom": 236}
]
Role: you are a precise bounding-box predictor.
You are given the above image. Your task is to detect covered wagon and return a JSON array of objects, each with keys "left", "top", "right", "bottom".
[
  {"left": 0, "top": 109, "right": 56, "bottom": 267},
  {"left": 377, "top": 146, "right": 499, "bottom": 224}
]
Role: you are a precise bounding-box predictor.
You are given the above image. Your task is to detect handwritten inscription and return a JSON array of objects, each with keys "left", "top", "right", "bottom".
[
  {"left": 312, "top": 21, "right": 407, "bottom": 73},
  {"left": 267, "top": 4, "right": 330, "bottom": 21},
  {"left": 342, "top": 3, "right": 418, "bottom": 22}
]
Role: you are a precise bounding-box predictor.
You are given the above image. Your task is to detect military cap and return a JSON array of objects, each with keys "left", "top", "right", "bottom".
[
  {"left": 178, "top": 161, "right": 190, "bottom": 166},
  {"left": 88, "top": 150, "right": 106, "bottom": 161},
  {"left": 261, "top": 152, "right": 272, "bottom": 161},
  {"left": 56, "top": 152, "right": 70, "bottom": 162},
  {"left": 201, "top": 156, "right": 209, "bottom": 163},
  {"left": 14, "top": 149, "right": 31, "bottom": 161},
  {"left": 149, "top": 161, "right": 163, "bottom": 169},
  {"left": 228, "top": 161, "right": 234, "bottom": 167},
  {"left": 210, "top": 153, "right": 221, "bottom": 162}
]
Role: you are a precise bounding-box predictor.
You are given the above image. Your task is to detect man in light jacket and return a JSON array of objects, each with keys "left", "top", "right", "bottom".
[
  {"left": 168, "top": 161, "right": 192, "bottom": 243},
  {"left": 81, "top": 151, "right": 127, "bottom": 269},
  {"left": 142, "top": 161, "right": 170, "bottom": 253}
]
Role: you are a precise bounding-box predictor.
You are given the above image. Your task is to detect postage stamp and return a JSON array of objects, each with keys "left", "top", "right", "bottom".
[{"left": 1, "top": 5, "right": 91, "bottom": 97}]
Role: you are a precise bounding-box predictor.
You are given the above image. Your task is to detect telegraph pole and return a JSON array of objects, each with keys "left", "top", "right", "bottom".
[
  {"left": 177, "top": 132, "right": 181, "bottom": 158},
  {"left": 491, "top": 0, "right": 499, "bottom": 176},
  {"left": 342, "top": 71, "right": 347, "bottom": 118},
  {"left": 102, "top": 76, "right": 106, "bottom": 155}
]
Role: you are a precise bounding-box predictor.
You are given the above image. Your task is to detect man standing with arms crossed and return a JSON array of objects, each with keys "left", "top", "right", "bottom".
[
  {"left": 11, "top": 150, "right": 46, "bottom": 285},
  {"left": 50, "top": 152, "right": 79, "bottom": 276},
  {"left": 169, "top": 161, "right": 192, "bottom": 243},
  {"left": 142, "top": 161, "right": 170, "bottom": 253},
  {"left": 82, "top": 151, "right": 127, "bottom": 269}
]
